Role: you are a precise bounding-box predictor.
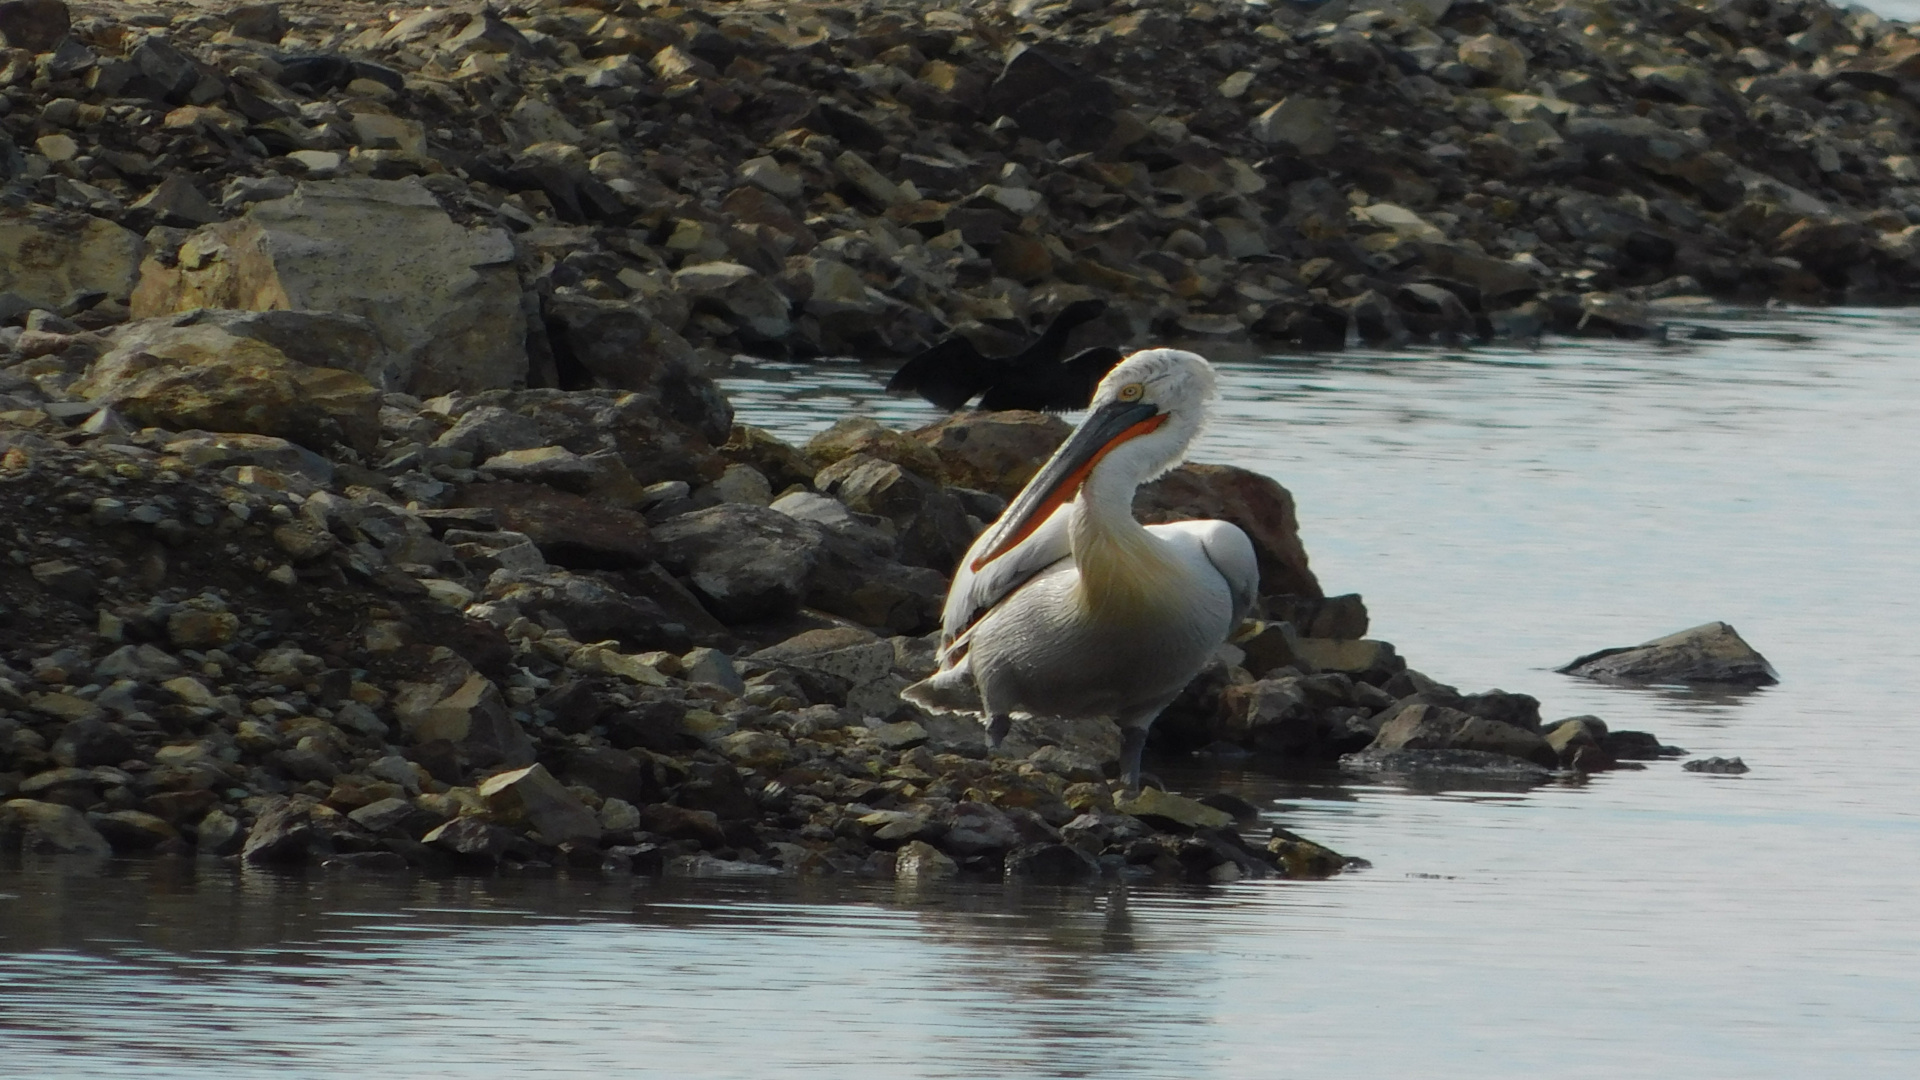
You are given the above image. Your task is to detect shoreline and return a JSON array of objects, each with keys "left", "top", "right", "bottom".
[{"left": 0, "top": 0, "right": 1804, "bottom": 881}]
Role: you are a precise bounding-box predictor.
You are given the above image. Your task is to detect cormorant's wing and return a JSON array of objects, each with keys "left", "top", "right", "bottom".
[
  {"left": 886, "top": 337, "right": 1001, "bottom": 410},
  {"left": 975, "top": 346, "right": 1123, "bottom": 412}
]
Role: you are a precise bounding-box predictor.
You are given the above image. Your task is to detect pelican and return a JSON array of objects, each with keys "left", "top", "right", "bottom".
[{"left": 902, "top": 348, "right": 1259, "bottom": 789}]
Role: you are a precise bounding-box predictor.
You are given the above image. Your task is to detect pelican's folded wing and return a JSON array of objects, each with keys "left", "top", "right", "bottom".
[{"left": 939, "top": 501, "right": 1074, "bottom": 651}]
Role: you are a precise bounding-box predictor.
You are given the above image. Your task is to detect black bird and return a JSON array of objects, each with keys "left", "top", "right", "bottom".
[{"left": 886, "top": 299, "right": 1124, "bottom": 412}]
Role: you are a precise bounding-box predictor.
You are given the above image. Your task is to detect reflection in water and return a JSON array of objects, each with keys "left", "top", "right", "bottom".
[{"left": 5, "top": 307, "right": 1920, "bottom": 1078}]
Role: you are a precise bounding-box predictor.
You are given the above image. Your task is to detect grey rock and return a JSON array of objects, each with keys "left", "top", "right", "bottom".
[
  {"left": 1368, "top": 702, "right": 1557, "bottom": 767},
  {"left": 653, "top": 503, "right": 825, "bottom": 624},
  {"left": 50, "top": 718, "right": 134, "bottom": 769},
  {"left": 1560, "top": 622, "right": 1777, "bottom": 686},
  {"left": 241, "top": 795, "right": 326, "bottom": 863},
  {"left": 1, "top": 798, "right": 112, "bottom": 856}
]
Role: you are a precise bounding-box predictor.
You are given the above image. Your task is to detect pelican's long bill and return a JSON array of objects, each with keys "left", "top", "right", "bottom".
[{"left": 970, "top": 399, "right": 1165, "bottom": 572}]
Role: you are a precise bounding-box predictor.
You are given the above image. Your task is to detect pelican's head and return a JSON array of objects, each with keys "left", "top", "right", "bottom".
[{"left": 969, "top": 348, "right": 1218, "bottom": 571}]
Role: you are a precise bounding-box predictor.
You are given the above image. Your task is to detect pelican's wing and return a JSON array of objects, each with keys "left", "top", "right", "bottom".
[
  {"left": 1150, "top": 518, "right": 1260, "bottom": 628},
  {"left": 939, "top": 500, "right": 1074, "bottom": 651},
  {"left": 886, "top": 337, "right": 1000, "bottom": 410}
]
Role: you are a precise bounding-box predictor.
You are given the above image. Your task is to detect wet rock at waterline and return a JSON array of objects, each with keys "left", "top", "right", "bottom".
[
  {"left": 1560, "top": 622, "right": 1778, "bottom": 686},
  {"left": 1684, "top": 756, "right": 1751, "bottom": 775}
]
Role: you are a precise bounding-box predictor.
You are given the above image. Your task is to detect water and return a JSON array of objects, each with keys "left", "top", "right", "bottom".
[{"left": 4, "top": 307, "right": 1918, "bottom": 1078}]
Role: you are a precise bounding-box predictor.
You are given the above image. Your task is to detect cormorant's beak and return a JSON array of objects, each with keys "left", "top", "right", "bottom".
[{"left": 970, "top": 399, "right": 1164, "bottom": 572}]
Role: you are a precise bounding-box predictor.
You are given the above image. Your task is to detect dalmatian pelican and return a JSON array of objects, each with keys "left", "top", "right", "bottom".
[{"left": 903, "top": 348, "right": 1259, "bottom": 790}]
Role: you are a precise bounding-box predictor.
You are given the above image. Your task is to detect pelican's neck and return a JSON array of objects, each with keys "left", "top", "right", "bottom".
[{"left": 1068, "top": 449, "right": 1177, "bottom": 622}]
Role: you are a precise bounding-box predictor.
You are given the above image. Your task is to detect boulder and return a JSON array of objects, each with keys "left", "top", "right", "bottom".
[
  {"left": 0, "top": 798, "right": 112, "bottom": 856},
  {"left": 653, "top": 503, "right": 825, "bottom": 624},
  {"left": 984, "top": 47, "right": 1115, "bottom": 151},
  {"left": 910, "top": 411, "right": 1071, "bottom": 499},
  {"left": 1457, "top": 34, "right": 1527, "bottom": 90},
  {"left": 478, "top": 763, "right": 601, "bottom": 843},
  {"left": 391, "top": 651, "right": 535, "bottom": 768},
  {"left": 0, "top": 207, "right": 143, "bottom": 313},
  {"left": 72, "top": 320, "right": 381, "bottom": 454},
  {"left": 1367, "top": 702, "right": 1558, "bottom": 767},
  {"left": 152, "top": 307, "right": 400, "bottom": 391},
  {"left": 1135, "top": 463, "right": 1321, "bottom": 599},
  {"left": 1559, "top": 622, "right": 1777, "bottom": 686},
  {"left": 0, "top": 0, "right": 69, "bottom": 52},
  {"left": 1251, "top": 96, "right": 1336, "bottom": 156},
  {"left": 449, "top": 482, "right": 653, "bottom": 569},
  {"left": 807, "top": 416, "right": 947, "bottom": 479},
  {"left": 1112, "top": 787, "right": 1233, "bottom": 830},
  {"left": 130, "top": 178, "right": 526, "bottom": 396}
]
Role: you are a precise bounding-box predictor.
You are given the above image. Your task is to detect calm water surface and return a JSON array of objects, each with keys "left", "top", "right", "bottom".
[{"left": 4, "top": 307, "right": 1917, "bottom": 1078}]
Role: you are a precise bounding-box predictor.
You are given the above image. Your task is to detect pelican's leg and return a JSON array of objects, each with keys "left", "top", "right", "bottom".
[
  {"left": 985, "top": 713, "right": 1012, "bottom": 747},
  {"left": 1118, "top": 727, "right": 1149, "bottom": 792}
]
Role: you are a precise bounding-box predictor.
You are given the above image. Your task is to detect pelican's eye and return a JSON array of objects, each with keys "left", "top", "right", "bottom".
[{"left": 1117, "top": 382, "right": 1146, "bottom": 402}]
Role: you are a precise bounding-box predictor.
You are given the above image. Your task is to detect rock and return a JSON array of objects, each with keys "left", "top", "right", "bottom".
[
  {"left": 1267, "top": 829, "right": 1349, "bottom": 879},
  {"left": 130, "top": 178, "right": 526, "bottom": 396},
  {"left": 1004, "top": 842, "right": 1099, "bottom": 883},
  {"left": 559, "top": 746, "right": 667, "bottom": 806},
  {"left": 73, "top": 320, "right": 381, "bottom": 454},
  {"left": 450, "top": 482, "right": 652, "bottom": 569},
  {"left": 1339, "top": 747, "right": 1556, "bottom": 785},
  {"left": 0, "top": 798, "right": 112, "bottom": 856},
  {"left": 391, "top": 653, "right": 535, "bottom": 769},
  {"left": 1112, "top": 788, "right": 1233, "bottom": 831},
  {"left": 88, "top": 809, "right": 178, "bottom": 851},
  {"left": 1457, "top": 34, "right": 1527, "bottom": 90},
  {"left": 653, "top": 503, "right": 824, "bottom": 623},
  {"left": 29, "top": 559, "right": 95, "bottom": 602},
  {"left": 1291, "top": 638, "right": 1402, "bottom": 681},
  {"left": 984, "top": 47, "right": 1115, "bottom": 151},
  {"left": 639, "top": 803, "right": 727, "bottom": 847},
  {"left": 937, "top": 800, "right": 1022, "bottom": 855},
  {"left": 1559, "top": 622, "right": 1777, "bottom": 686},
  {"left": 680, "top": 647, "right": 743, "bottom": 694},
  {"left": 0, "top": 0, "right": 69, "bottom": 53},
  {"left": 0, "top": 208, "right": 143, "bottom": 313},
  {"left": 50, "top": 717, "right": 134, "bottom": 768},
  {"left": 1252, "top": 97, "right": 1336, "bottom": 156},
  {"left": 158, "top": 308, "right": 400, "bottom": 393},
  {"left": 167, "top": 608, "right": 238, "bottom": 649},
  {"left": 478, "top": 763, "right": 601, "bottom": 843},
  {"left": 240, "top": 795, "right": 325, "bottom": 863},
  {"left": 422, "top": 816, "right": 517, "bottom": 862},
  {"left": 195, "top": 809, "right": 245, "bottom": 855},
  {"left": 806, "top": 417, "right": 947, "bottom": 480},
  {"left": 910, "top": 411, "right": 1071, "bottom": 499},
  {"left": 487, "top": 570, "right": 698, "bottom": 652},
  {"left": 893, "top": 838, "right": 959, "bottom": 882},
  {"left": 1135, "top": 463, "right": 1320, "bottom": 600},
  {"left": 1367, "top": 703, "right": 1558, "bottom": 767}
]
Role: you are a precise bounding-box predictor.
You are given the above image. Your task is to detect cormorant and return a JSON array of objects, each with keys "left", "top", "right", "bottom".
[{"left": 886, "top": 299, "right": 1123, "bottom": 412}]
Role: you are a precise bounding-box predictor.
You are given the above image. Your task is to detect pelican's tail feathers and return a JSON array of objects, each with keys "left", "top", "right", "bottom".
[{"left": 900, "top": 656, "right": 979, "bottom": 716}]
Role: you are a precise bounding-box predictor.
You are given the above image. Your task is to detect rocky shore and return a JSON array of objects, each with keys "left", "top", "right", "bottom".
[
  {"left": 0, "top": 368, "right": 1688, "bottom": 884},
  {"left": 0, "top": 0, "right": 1787, "bottom": 884},
  {"left": 2, "top": 0, "right": 1920, "bottom": 375}
]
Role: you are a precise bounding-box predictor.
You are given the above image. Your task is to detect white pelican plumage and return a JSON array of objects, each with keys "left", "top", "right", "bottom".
[{"left": 902, "top": 348, "right": 1259, "bottom": 790}]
